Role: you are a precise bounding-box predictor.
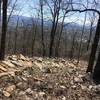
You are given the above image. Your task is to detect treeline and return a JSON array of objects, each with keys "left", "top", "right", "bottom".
[{"left": 5, "top": 19, "right": 95, "bottom": 61}]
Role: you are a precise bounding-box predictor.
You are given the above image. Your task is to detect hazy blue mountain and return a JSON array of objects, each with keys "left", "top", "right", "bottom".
[{"left": 8, "top": 15, "right": 92, "bottom": 30}]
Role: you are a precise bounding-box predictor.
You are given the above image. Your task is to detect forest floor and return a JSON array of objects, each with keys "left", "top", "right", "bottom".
[{"left": 0, "top": 54, "right": 100, "bottom": 100}]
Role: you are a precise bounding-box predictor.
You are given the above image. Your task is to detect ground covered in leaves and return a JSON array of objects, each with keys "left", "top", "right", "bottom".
[{"left": 0, "top": 54, "right": 100, "bottom": 100}]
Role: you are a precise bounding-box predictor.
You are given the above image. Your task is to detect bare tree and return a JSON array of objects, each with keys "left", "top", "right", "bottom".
[
  {"left": 44, "top": 0, "right": 62, "bottom": 57},
  {"left": 21, "top": 20, "right": 29, "bottom": 55},
  {"left": 7, "top": 0, "right": 18, "bottom": 24},
  {"left": 87, "top": 12, "right": 96, "bottom": 51},
  {"left": 77, "top": 11, "right": 87, "bottom": 64},
  {"left": 13, "top": 16, "right": 19, "bottom": 54},
  {"left": 62, "top": 3, "right": 100, "bottom": 72},
  {"left": 69, "top": 30, "right": 77, "bottom": 60},
  {"left": 93, "top": 50, "right": 100, "bottom": 84},
  {"left": 7, "top": 0, "right": 20, "bottom": 54},
  {"left": 86, "top": 15, "right": 100, "bottom": 72},
  {"left": 31, "top": 17, "right": 38, "bottom": 56},
  {"left": 0, "top": 0, "right": 2, "bottom": 23},
  {"left": 54, "top": 10, "right": 67, "bottom": 57},
  {"left": 0, "top": 0, "right": 8, "bottom": 60},
  {"left": 39, "top": 0, "right": 46, "bottom": 56}
]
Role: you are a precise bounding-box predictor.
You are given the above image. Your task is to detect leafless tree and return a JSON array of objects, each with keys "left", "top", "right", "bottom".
[
  {"left": 30, "top": 17, "right": 38, "bottom": 56},
  {"left": 93, "top": 50, "right": 100, "bottom": 84},
  {"left": 0, "top": 0, "right": 2, "bottom": 23},
  {"left": 86, "top": 15, "right": 100, "bottom": 72},
  {"left": 7, "top": 0, "right": 18, "bottom": 24},
  {"left": 69, "top": 30, "right": 77, "bottom": 60},
  {"left": 62, "top": 1, "right": 100, "bottom": 72},
  {"left": 87, "top": 12, "right": 96, "bottom": 51},
  {"left": 44, "top": 0, "right": 62, "bottom": 57},
  {"left": 0, "top": 0, "right": 8, "bottom": 60},
  {"left": 39, "top": 0, "right": 46, "bottom": 56},
  {"left": 13, "top": 16, "right": 19, "bottom": 54}
]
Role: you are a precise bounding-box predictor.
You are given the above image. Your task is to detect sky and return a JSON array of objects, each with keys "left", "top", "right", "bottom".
[{"left": 10, "top": 0, "right": 98, "bottom": 25}]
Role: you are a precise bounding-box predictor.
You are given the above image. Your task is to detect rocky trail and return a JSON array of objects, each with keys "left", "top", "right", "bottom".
[{"left": 0, "top": 54, "right": 100, "bottom": 100}]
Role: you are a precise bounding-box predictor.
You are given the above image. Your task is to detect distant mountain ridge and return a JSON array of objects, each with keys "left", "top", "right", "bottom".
[{"left": 8, "top": 15, "right": 94, "bottom": 30}]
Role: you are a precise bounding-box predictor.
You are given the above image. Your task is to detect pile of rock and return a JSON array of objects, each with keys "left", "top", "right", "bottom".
[{"left": 0, "top": 54, "right": 33, "bottom": 77}]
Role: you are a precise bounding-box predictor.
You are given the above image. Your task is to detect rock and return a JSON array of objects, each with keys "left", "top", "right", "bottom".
[
  {"left": 68, "top": 62, "right": 76, "bottom": 68},
  {"left": 79, "top": 97, "right": 85, "bottom": 100},
  {"left": 16, "top": 82, "right": 28, "bottom": 90},
  {"left": 19, "top": 54, "right": 26, "bottom": 61},
  {"left": 18, "top": 91, "right": 26, "bottom": 96},
  {"left": 55, "top": 87, "right": 67, "bottom": 96},
  {"left": 18, "top": 60, "right": 25, "bottom": 66},
  {"left": 60, "top": 85, "right": 66, "bottom": 89},
  {"left": 52, "top": 62, "right": 59, "bottom": 67},
  {"left": 96, "top": 85, "right": 100, "bottom": 91},
  {"left": 9, "top": 72, "right": 15, "bottom": 77},
  {"left": 81, "top": 85, "right": 87, "bottom": 90},
  {"left": 72, "top": 85, "right": 77, "bottom": 89},
  {"left": 2, "top": 61, "right": 15, "bottom": 68},
  {"left": 5, "top": 85, "right": 16, "bottom": 92},
  {"left": 59, "top": 63, "right": 64, "bottom": 67},
  {"left": 11, "top": 61, "right": 23, "bottom": 67},
  {"left": 67, "top": 68, "right": 74, "bottom": 73},
  {"left": 37, "top": 57, "right": 43, "bottom": 62},
  {"left": 0, "top": 65, "right": 7, "bottom": 72},
  {"left": 60, "top": 59, "right": 66, "bottom": 63},
  {"left": 27, "top": 61, "right": 33, "bottom": 67},
  {"left": 8, "top": 55, "right": 17, "bottom": 61},
  {"left": 23, "top": 61, "right": 33, "bottom": 68},
  {"left": 98, "top": 84, "right": 100, "bottom": 88},
  {"left": 70, "top": 80, "right": 74, "bottom": 85},
  {"left": 47, "top": 84, "right": 53, "bottom": 93},
  {"left": 39, "top": 91, "right": 46, "bottom": 97},
  {"left": 88, "top": 85, "right": 93, "bottom": 90},
  {"left": 3, "top": 91, "right": 11, "bottom": 97},
  {"left": 34, "top": 62, "right": 43, "bottom": 70},
  {"left": 3, "top": 85, "right": 16, "bottom": 97},
  {"left": 25, "top": 88, "right": 33, "bottom": 94},
  {"left": 61, "top": 96, "right": 66, "bottom": 100},
  {"left": 78, "top": 74, "right": 83, "bottom": 78},
  {"left": 18, "top": 94, "right": 31, "bottom": 100},
  {"left": 42, "top": 67, "right": 51, "bottom": 73},
  {"left": 25, "top": 57, "right": 31, "bottom": 61},
  {"left": 22, "top": 77, "right": 27, "bottom": 81},
  {"left": 74, "top": 77, "right": 83, "bottom": 83}
]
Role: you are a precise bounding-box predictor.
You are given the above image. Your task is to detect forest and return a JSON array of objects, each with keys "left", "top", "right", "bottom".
[{"left": 0, "top": 0, "right": 100, "bottom": 100}]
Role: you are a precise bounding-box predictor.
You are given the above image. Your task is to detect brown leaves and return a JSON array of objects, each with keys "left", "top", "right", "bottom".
[
  {"left": 0, "top": 54, "right": 33, "bottom": 78},
  {"left": 3, "top": 85, "right": 16, "bottom": 97},
  {"left": 0, "top": 55, "right": 99, "bottom": 100}
]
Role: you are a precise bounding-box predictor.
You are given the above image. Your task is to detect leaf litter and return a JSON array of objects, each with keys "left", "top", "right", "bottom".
[{"left": 0, "top": 54, "right": 100, "bottom": 100}]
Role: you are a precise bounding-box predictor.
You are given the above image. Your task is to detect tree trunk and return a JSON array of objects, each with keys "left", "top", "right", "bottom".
[
  {"left": 31, "top": 24, "right": 37, "bottom": 57},
  {"left": 49, "top": 18, "right": 57, "bottom": 57},
  {"left": 0, "top": 0, "right": 2, "bottom": 23},
  {"left": 49, "top": 0, "right": 61, "bottom": 57},
  {"left": 93, "top": 50, "right": 100, "bottom": 84},
  {"left": 77, "top": 11, "right": 87, "bottom": 64},
  {"left": 0, "top": 0, "right": 8, "bottom": 60},
  {"left": 69, "top": 32, "right": 77, "bottom": 60},
  {"left": 49, "top": 30, "right": 55, "bottom": 57},
  {"left": 86, "top": 16, "right": 100, "bottom": 73},
  {"left": 55, "top": 13, "right": 66, "bottom": 57},
  {"left": 14, "top": 17, "right": 19, "bottom": 54},
  {"left": 49, "top": 12, "right": 59, "bottom": 57},
  {"left": 87, "top": 21, "right": 93, "bottom": 51},
  {"left": 40, "top": 1, "right": 45, "bottom": 56}
]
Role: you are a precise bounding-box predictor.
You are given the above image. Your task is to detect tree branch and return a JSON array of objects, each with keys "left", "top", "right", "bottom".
[{"left": 65, "top": 9, "right": 100, "bottom": 15}]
